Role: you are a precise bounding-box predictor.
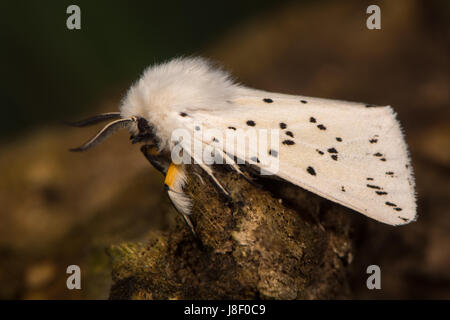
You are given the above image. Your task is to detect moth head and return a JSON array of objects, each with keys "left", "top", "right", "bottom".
[
  {"left": 129, "top": 116, "right": 156, "bottom": 145},
  {"left": 67, "top": 112, "right": 156, "bottom": 152}
]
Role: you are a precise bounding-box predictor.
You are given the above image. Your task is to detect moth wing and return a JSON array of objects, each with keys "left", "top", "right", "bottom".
[{"left": 189, "top": 91, "right": 416, "bottom": 225}]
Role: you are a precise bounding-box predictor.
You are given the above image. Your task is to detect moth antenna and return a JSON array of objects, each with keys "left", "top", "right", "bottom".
[
  {"left": 70, "top": 118, "right": 134, "bottom": 152},
  {"left": 64, "top": 112, "right": 122, "bottom": 127}
]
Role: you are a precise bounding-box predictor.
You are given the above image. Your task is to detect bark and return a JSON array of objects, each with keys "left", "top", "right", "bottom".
[{"left": 108, "top": 160, "right": 354, "bottom": 299}]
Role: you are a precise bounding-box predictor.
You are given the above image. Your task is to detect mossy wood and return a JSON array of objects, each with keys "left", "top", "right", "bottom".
[{"left": 108, "top": 149, "right": 353, "bottom": 299}]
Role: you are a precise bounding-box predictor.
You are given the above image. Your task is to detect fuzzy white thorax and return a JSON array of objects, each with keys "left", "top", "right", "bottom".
[{"left": 120, "top": 57, "right": 239, "bottom": 150}]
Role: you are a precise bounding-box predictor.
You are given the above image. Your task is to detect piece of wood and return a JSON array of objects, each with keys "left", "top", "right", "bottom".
[{"left": 108, "top": 160, "right": 354, "bottom": 299}]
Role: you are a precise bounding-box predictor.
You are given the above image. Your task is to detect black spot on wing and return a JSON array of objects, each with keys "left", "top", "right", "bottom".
[
  {"left": 380, "top": 158, "right": 386, "bottom": 162},
  {"left": 309, "top": 117, "right": 316, "bottom": 123},
  {"left": 179, "top": 112, "right": 188, "bottom": 117},
  {"left": 228, "top": 126, "right": 236, "bottom": 130},
  {"left": 300, "top": 100, "right": 307, "bottom": 104},
  {"left": 279, "top": 122, "right": 287, "bottom": 129},
  {"left": 386, "top": 171, "right": 394, "bottom": 176},
  {"left": 398, "top": 216, "right": 408, "bottom": 221},
  {"left": 307, "top": 166, "right": 316, "bottom": 176},
  {"left": 246, "top": 120, "right": 256, "bottom": 126},
  {"left": 250, "top": 156, "right": 260, "bottom": 163},
  {"left": 195, "top": 126, "right": 201, "bottom": 131},
  {"left": 341, "top": 186, "right": 346, "bottom": 192},
  {"left": 367, "top": 184, "right": 381, "bottom": 190},
  {"left": 385, "top": 201, "right": 397, "bottom": 207},
  {"left": 373, "top": 152, "right": 383, "bottom": 157},
  {"left": 263, "top": 98, "right": 273, "bottom": 103},
  {"left": 394, "top": 208, "right": 403, "bottom": 212},
  {"left": 285, "top": 131, "right": 294, "bottom": 137},
  {"left": 327, "top": 148, "right": 338, "bottom": 154},
  {"left": 269, "top": 149, "right": 278, "bottom": 157},
  {"left": 376, "top": 191, "right": 388, "bottom": 195},
  {"left": 316, "top": 149, "right": 324, "bottom": 155},
  {"left": 366, "top": 177, "right": 374, "bottom": 181},
  {"left": 282, "top": 140, "right": 295, "bottom": 145},
  {"left": 331, "top": 155, "right": 338, "bottom": 161},
  {"left": 369, "top": 135, "right": 379, "bottom": 144},
  {"left": 317, "top": 124, "right": 327, "bottom": 130},
  {"left": 336, "top": 137, "right": 343, "bottom": 142}
]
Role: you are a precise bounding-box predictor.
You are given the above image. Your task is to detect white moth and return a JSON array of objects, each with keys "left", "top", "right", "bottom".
[{"left": 69, "top": 57, "right": 417, "bottom": 228}]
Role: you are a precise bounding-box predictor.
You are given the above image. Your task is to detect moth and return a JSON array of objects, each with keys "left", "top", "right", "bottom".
[{"left": 69, "top": 57, "right": 417, "bottom": 232}]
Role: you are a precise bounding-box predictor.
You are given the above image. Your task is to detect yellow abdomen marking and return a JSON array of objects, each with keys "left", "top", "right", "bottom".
[{"left": 164, "top": 163, "right": 179, "bottom": 190}]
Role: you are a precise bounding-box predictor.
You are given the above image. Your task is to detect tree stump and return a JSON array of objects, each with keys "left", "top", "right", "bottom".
[{"left": 108, "top": 160, "right": 354, "bottom": 299}]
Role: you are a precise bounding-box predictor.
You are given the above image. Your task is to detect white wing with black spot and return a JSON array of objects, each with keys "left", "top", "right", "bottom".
[{"left": 187, "top": 88, "right": 416, "bottom": 225}]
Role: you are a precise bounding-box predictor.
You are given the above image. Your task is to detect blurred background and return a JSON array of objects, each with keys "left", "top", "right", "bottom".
[{"left": 1, "top": 0, "right": 449, "bottom": 299}]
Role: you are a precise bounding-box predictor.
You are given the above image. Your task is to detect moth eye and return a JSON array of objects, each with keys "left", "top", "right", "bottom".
[{"left": 137, "top": 117, "right": 151, "bottom": 132}]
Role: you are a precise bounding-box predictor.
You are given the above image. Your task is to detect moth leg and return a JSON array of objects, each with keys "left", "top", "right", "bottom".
[
  {"left": 192, "top": 170, "right": 205, "bottom": 185},
  {"left": 140, "top": 144, "right": 170, "bottom": 174},
  {"left": 219, "top": 150, "right": 255, "bottom": 184},
  {"left": 164, "top": 163, "right": 196, "bottom": 237},
  {"left": 175, "top": 205, "right": 196, "bottom": 237},
  {"left": 193, "top": 160, "right": 231, "bottom": 201},
  {"left": 179, "top": 143, "right": 232, "bottom": 199}
]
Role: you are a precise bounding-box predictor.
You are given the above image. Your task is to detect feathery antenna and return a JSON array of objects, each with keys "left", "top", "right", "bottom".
[
  {"left": 70, "top": 118, "right": 134, "bottom": 152},
  {"left": 64, "top": 112, "right": 122, "bottom": 127}
]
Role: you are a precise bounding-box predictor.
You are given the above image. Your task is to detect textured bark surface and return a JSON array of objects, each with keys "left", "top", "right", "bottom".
[{"left": 108, "top": 160, "right": 354, "bottom": 299}]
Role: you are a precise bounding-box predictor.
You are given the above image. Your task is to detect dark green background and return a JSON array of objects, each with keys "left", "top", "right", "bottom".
[{"left": 1, "top": 0, "right": 294, "bottom": 140}]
